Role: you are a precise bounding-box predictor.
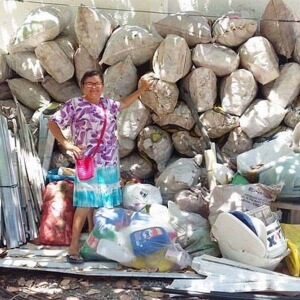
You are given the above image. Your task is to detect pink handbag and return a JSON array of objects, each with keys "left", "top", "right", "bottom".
[{"left": 75, "top": 102, "right": 107, "bottom": 181}]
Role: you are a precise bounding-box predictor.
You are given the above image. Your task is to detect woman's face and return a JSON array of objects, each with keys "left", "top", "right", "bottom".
[{"left": 81, "top": 75, "right": 104, "bottom": 102}]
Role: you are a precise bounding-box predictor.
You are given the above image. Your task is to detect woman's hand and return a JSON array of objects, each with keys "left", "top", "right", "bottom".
[
  {"left": 64, "top": 142, "right": 85, "bottom": 159},
  {"left": 139, "top": 77, "right": 154, "bottom": 92}
]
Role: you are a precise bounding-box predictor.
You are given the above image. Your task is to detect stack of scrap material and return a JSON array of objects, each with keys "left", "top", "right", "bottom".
[
  {"left": 0, "top": 101, "right": 44, "bottom": 248},
  {"left": 168, "top": 255, "right": 300, "bottom": 296}
]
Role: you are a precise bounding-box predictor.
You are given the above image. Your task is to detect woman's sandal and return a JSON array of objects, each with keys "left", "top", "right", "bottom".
[{"left": 66, "top": 254, "right": 84, "bottom": 264}]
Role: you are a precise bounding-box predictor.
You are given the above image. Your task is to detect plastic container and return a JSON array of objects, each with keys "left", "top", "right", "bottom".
[
  {"left": 46, "top": 168, "right": 75, "bottom": 182},
  {"left": 259, "top": 153, "right": 300, "bottom": 200},
  {"left": 96, "top": 239, "right": 136, "bottom": 264},
  {"left": 130, "top": 227, "right": 171, "bottom": 256}
]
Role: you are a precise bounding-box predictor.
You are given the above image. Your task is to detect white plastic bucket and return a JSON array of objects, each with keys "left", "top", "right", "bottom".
[{"left": 266, "top": 219, "right": 287, "bottom": 258}]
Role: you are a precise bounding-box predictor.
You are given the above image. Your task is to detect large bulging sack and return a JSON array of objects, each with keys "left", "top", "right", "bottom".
[
  {"left": 137, "top": 125, "right": 173, "bottom": 172},
  {"left": 196, "top": 109, "right": 240, "bottom": 139},
  {"left": 172, "top": 131, "right": 206, "bottom": 158},
  {"left": 54, "top": 35, "right": 77, "bottom": 62},
  {"left": 140, "top": 72, "right": 179, "bottom": 116},
  {"left": 103, "top": 56, "right": 138, "bottom": 101},
  {"left": 181, "top": 67, "right": 217, "bottom": 113},
  {"left": 5, "top": 52, "right": 45, "bottom": 83},
  {"left": 118, "top": 100, "right": 151, "bottom": 140},
  {"left": 119, "top": 137, "right": 136, "bottom": 158},
  {"left": 122, "top": 183, "right": 163, "bottom": 211},
  {"left": 9, "top": 6, "right": 71, "bottom": 53},
  {"left": 192, "top": 43, "right": 240, "bottom": 77},
  {"left": 220, "top": 69, "right": 258, "bottom": 116},
  {"left": 212, "top": 12, "right": 258, "bottom": 47},
  {"left": 221, "top": 127, "right": 253, "bottom": 169},
  {"left": 155, "top": 157, "right": 202, "bottom": 204},
  {"left": 153, "top": 34, "right": 192, "bottom": 83},
  {"left": 152, "top": 102, "right": 195, "bottom": 131},
  {"left": 260, "top": 0, "right": 300, "bottom": 58},
  {"left": 240, "top": 99, "right": 287, "bottom": 138},
  {"left": 74, "top": 45, "right": 102, "bottom": 85},
  {"left": 75, "top": 5, "right": 117, "bottom": 59},
  {"left": 120, "top": 152, "right": 155, "bottom": 181},
  {"left": 261, "top": 62, "right": 300, "bottom": 109},
  {"left": 153, "top": 12, "right": 211, "bottom": 47},
  {"left": 35, "top": 40, "right": 74, "bottom": 84},
  {"left": 238, "top": 36, "right": 279, "bottom": 85},
  {"left": 7, "top": 78, "right": 51, "bottom": 110},
  {"left": 100, "top": 25, "right": 162, "bottom": 66},
  {"left": 42, "top": 76, "right": 81, "bottom": 103}
]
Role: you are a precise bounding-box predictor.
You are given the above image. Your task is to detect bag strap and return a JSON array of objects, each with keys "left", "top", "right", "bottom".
[{"left": 91, "top": 101, "right": 107, "bottom": 157}]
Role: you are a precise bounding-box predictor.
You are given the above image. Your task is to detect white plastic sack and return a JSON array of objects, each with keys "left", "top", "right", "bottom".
[
  {"left": 7, "top": 78, "right": 51, "bottom": 110},
  {"left": 137, "top": 125, "right": 173, "bottom": 172},
  {"left": 155, "top": 157, "right": 202, "bottom": 204},
  {"left": 42, "top": 76, "right": 81, "bottom": 103},
  {"left": 100, "top": 25, "right": 162, "bottom": 66},
  {"left": 74, "top": 45, "right": 101, "bottom": 85},
  {"left": 260, "top": 0, "right": 300, "bottom": 58},
  {"left": 5, "top": 52, "right": 45, "bottom": 83},
  {"left": 75, "top": 5, "right": 117, "bottom": 59},
  {"left": 103, "top": 56, "right": 138, "bottom": 101},
  {"left": 153, "top": 34, "right": 192, "bottom": 83},
  {"left": 118, "top": 100, "right": 151, "bottom": 140},
  {"left": 152, "top": 102, "right": 195, "bottom": 131},
  {"left": 261, "top": 62, "right": 300, "bottom": 109},
  {"left": 118, "top": 137, "right": 136, "bottom": 158},
  {"left": 35, "top": 40, "right": 74, "bottom": 84},
  {"left": 172, "top": 131, "right": 205, "bottom": 158},
  {"left": 139, "top": 72, "right": 179, "bottom": 116},
  {"left": 122, "top": 183, "right": 163, "bottom": 211},
  {"left": 237, "top": 139, "right": 294, "bottom": 176},
  {"left": 220, "top": 69, "right": 257, "bottom": 116},
  {"left": 153, "top": 12, "right": 211, "bottom": 47},
  {"left": 181, "top": 67, "right": 217, "bottom": 113},
  {"left": 196, "top": 109, "right": 240, "bottom": 139},
  {"left": 240, "top": 99, "right": 287, "bottom": 138},
  {"left": 9, "top": 6, "right": 71, "bottom": 53},
  {"left": 221, "top": 127, "right": 253, "bottom": 169},
  {"left": 192, "top": 43, "right": 240, "bottom": 77},
  {"left": 168, "top": 201, "right": 220, "bottom": 257},
  {"left": 253, "top": 126, "right": 293, "bottom": 149},
  {"left": 212, "top": 12, "right": 258, "bottom": 47},
  {"left": 120, "top": 152, "right": 155, "bottom": 180},
  {"left": 238, "top": 36, "right": 279, "bottom": 85}
]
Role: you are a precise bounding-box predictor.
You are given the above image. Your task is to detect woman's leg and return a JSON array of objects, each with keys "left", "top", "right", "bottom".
[
  {"left": 68, "top": 207, "right": 89, "bottom": 255},
  {"left": 87, "top": 208, "right": 94, "bottom": 233}
]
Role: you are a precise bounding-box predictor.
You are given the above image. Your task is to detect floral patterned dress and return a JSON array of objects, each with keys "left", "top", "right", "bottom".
[{"left": 50, "top": 97, "right": 122, "bottom": 208}]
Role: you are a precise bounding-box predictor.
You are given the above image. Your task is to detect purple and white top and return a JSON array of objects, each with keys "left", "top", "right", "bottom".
[{"left": 50, "top": 97, "right": 120, "bottom": 167}]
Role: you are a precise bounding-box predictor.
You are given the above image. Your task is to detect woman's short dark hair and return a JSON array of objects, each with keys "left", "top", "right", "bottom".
[{"left": 80, "top": 70, "right": 104, "bottom": 85}]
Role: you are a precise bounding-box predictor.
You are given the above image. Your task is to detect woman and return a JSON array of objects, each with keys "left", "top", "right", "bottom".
[{"left": 48, "top": 70, "right": 151, "bottom": 263}]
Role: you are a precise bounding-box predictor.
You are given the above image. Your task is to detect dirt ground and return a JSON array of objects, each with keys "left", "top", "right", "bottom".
[{"left": 0, "top": 268, "right": 177, "bottom": 300}]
